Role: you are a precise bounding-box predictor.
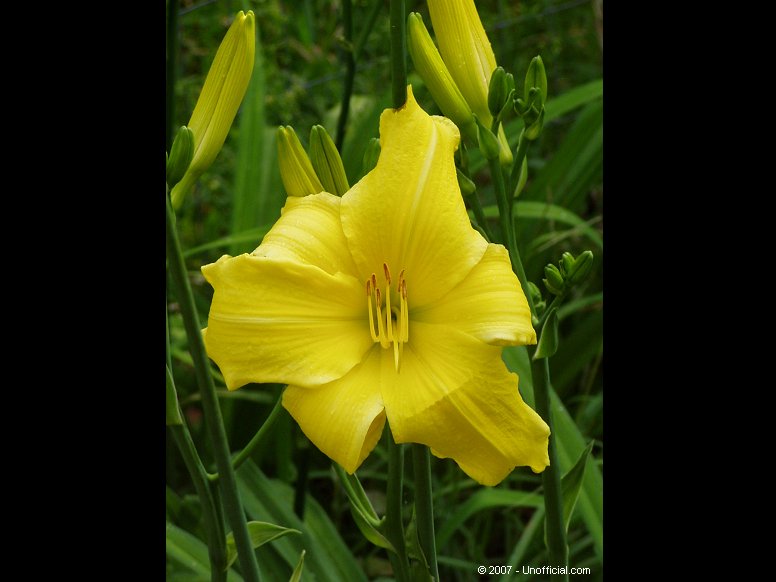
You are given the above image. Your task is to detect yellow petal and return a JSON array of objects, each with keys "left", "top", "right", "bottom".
[
  {"left": 340, "top": 86, "right": 487, "bottom": 308},
  {"left": 283, "top": 347, "right": 386, "bottom": 474},
  {"left": 427, "top": 0, "right": 497, "bottom": 123},
  {"left": 202, "top": 254, "right": 371, "bottom": 389},
  {"left": 382, "top": 322, "right": 549, "bottom": 485},
  {"left": 413, "top": 244, "right": 536, "bottom": 346},
  {"left": 252, "top": 193, "right": 359, "bottom": 278}
]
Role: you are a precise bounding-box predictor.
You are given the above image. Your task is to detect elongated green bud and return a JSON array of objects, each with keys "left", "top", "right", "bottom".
[
  {"left": 277, "top": 126, "right": 324, "bottom": 197},
  {"left": 171, "top": 11, "right": 255, "bottom": 208},
  {"left": 309, "top": 125, "right": 349, "bottom": 196},
  {"left": 407, "top": 12, "right": 477, "bottom": 143},
  {"left": 166, "top": 126, "right": 194, "bottom": 189},
  {"left": 361, "top": 138, "right": 381, "bottom": 177},
  {"left": 488, "top": 66, "right": 507, "bottom": 117},
  {"left": 524, "top": 55, "right": 548, "bottom": 109}
]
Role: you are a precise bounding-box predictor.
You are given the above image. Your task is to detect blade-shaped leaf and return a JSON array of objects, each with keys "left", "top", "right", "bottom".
[
  {"left": 560, "top": 441, "right": 595, "bottom": 532},
  {"left": 289, "top": 550, "right": 306, "bottom": 582},
  {"left": 166, "top": 521, "right": 244, "bottom": 582},
  {"left": 225, "top": 521, "right": 301, "bottom": 570},
  {"left": 533, "top": 308, "right": 559, "bottom": 360}
]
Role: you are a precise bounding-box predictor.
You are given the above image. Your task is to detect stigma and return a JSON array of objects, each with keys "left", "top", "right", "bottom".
[{"left": 366, "top": 263, "right": 409, "bottom": 372}]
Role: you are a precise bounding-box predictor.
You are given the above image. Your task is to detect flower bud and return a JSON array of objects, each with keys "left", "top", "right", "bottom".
[
  {"left": 361, "top": 138, "right": 381, "bottom": 177},
  {"left": 309, "top": 125, "right": 349, "bottom": 196},
  {"left": 566, "top": 251, "right": 594, "bottom": 286},
  {"left": 488, "top": 66, "right": 507, "bottom": 118},
  {"left": 171, "top": 11, "right": 255, "bottom": 208},
  {"left": 407, "top": 12, "right": 477, "bottom": 143},
  {"left": 428, "top": 0, "right": 497, "bottom": 126},
  {"left": 524, "top": 56, "right": 548, "bottom": 110},
  {"left": 543, "top": 264, "right": 565, "bottom": 296},
  {"left": 277, "top": 126, "right": 324, "bottom": 197},
  {"left": 166, "top": 126, "right": 194, "bottom": 189}
]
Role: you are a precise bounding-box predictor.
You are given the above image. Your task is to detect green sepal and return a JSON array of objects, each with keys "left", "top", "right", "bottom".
[{"left": 543, "top": 264, "right": 565, "bottom": 296}]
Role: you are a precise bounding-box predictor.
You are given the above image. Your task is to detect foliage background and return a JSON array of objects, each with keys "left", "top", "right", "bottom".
[{"left": 166, "top": 0, "right": 602, "bottom": 580}]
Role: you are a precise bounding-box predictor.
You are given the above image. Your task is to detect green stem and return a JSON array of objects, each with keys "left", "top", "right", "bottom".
[
  {"left": 170, "top": 421, "right": 228, "bottom": 582},
  {"left": 208, "top": 396, "right": 285, "bottom": 482},
  {"left": 389, "top": 0, "right": 407, "bottom": 108},
  {"left": 531, "top": 357, "right": 568, "bottom": 581},
  {"left": 293, "top": 432, "right": 310, "bottom": 519},
  {"left": 166, "top": 194, "right": 262, "bottom": 582},
  {"left": 488, "top": 156, "right": 535, "bottom": 317},
  {"left": 385, "top": 432, "right": 410, "bottom": 582},
  {"left": 354, "top": 0, "right": 383, "bottom": 59},
  {"left": 335, "top": 0, "right": 355, "bottom": 151},
  {"left": 508, "top": 129, "right": 529, "bottom": 204},
  {"left": 166, "top": 0, "right": 179, "bottom": 150},
  {"left": 411, "top": 445, "right": 439, "bottom": 581}
]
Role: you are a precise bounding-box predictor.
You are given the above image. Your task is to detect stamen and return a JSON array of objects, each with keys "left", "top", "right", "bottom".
[
  {"left": 375, "top": 288, "right": 390, "bottom": 349},
  {"left": 366, "top": 279, "right": 378, "bottom": 341},
  {"left": 401, "top": 279, "right": 409, "bottom": 342},
  {"left": 383, "top": 263, "right": 392, "bottom": 286}
]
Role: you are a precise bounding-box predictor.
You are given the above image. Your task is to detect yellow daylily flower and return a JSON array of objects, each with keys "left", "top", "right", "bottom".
[
  {"left": 202, "top": 87, "right": 549, "bottom": 486},
  {"left": 171, "top": 11, "right": 255, "bottom": 208}
]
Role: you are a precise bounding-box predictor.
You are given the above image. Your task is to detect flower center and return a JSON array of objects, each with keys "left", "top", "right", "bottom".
[{"left": 366, "top": 263, "right": 408, "bottom": 372}]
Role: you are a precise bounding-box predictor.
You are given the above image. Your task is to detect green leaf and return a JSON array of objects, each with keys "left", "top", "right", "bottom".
[
  {"left": 481, "top": 201, "right": 602, "bottom": 250},
  {"left": 502, "top": 346, "right": 603, "bottom": 558},
  {"left": 560, "top": 441, "right": 595, "bottom": 532},
  {"left": 533, "top": 308, "right": 559, "bottom": 360},
  {"left": 289, "top": 550, "right": 306, "bottom": 582},
  {"left": 405, "top": 509, "right": 433, "bottom": 582},
  {"left": 166, "top": 522, "right": 244, "bottom": 582},
  {"left": 236, "top": 460, "right": 368, "bottom": 581},
  {"left": 183, "top": 226, "right": 271, "bottom": 258},
  {"left": 166, "top": 365, "right": 183, "bottom": 426},
  {"left": 436, "top": 488, "right": 543, "bottom": 547},
  {"left": 349, "top": 503, "right": 395, "bottom": 551},
  {"left": 225, "top": 521, "right": 301, "bottom": 570},
  {"left": 544, "top": 79, "right": 602, "bottom": 122},
  {"left": 333, "top": 464, "right": 395, "bottom": 551}
]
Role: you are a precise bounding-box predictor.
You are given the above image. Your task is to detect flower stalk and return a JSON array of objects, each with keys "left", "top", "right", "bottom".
[{"left": 166, "top": 194, "right": 262, "bottom": 582}]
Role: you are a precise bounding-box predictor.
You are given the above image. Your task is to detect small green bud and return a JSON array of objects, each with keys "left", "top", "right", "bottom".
[
  {"left": 505, "top": 72, "right": 516, "bottom": 96},
  {"left": 488, "top": 66, "right": 507, "bottom": 118},
  {"left": 497, "top": 89, "right": 516, "bottom": 125},
  {"left": 567, "top": 251, "right": 594, "bottom": 285},
  {"left": 543, "top": 264, "right": 565, "bottom": 296},
  {"left": 277, "top": 126, "right": 324, "bottom": 197},
  {"left": 560, "top": 252, "right": 575, "bottom": 277},
  {"left": 524, "top": 108, "right": 545, "bottom": 141},
  {"left": 474, "top": 115, "right": 501, "bottom": 160},
  {"left": 524, "top": 55, "right": 548, "bottom": 109},
  {"left": 166, "top": 126, "right": 195, "bottom": 189},
  {"left": 456, "top": 168, "right": 476, "bottom": 197},
  {"left": 309, "top": 125, "right": 350, "bottom": 196},
  {"left": 527, "top": 281, "right": 543, "bottom": 307},
  {"left": 361, "top": 138, "right": 381, "bottom": 178}
]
